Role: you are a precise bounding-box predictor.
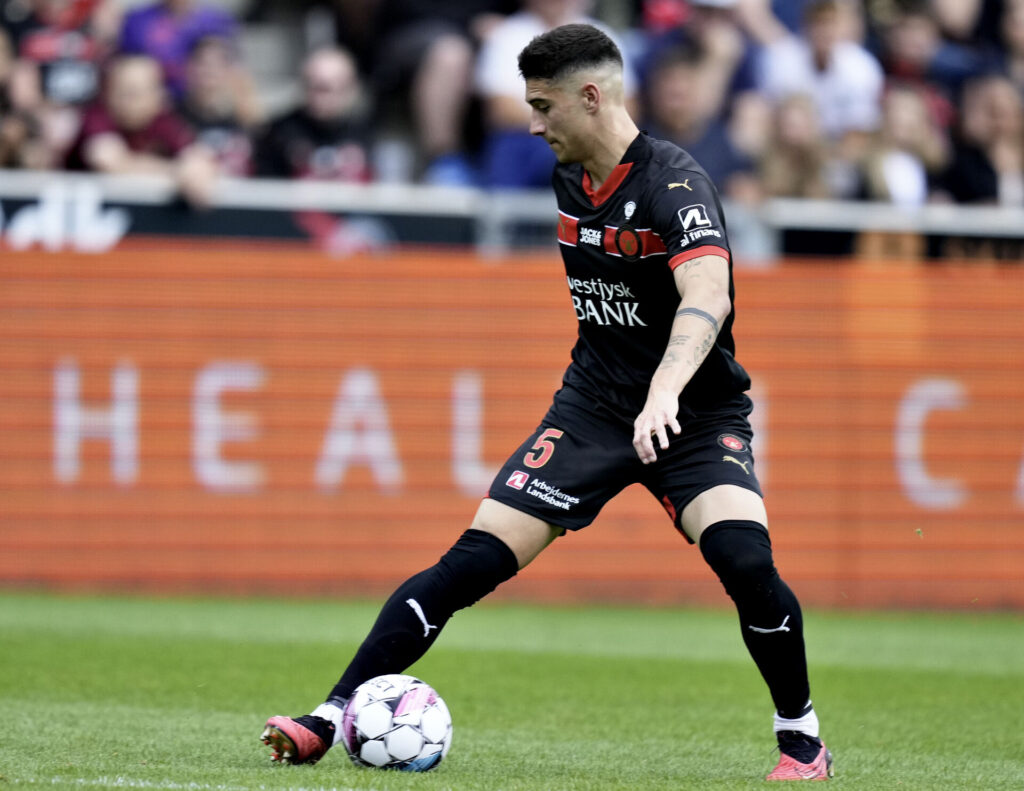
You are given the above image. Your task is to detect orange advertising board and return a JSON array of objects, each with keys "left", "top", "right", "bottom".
[{"left": 2, "top": 244, "right": 1022, "bottom": 609}]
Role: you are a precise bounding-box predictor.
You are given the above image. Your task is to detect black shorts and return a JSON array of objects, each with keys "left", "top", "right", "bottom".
[{"left": 487, "top": 386, "right": 762, "bottom": 541}]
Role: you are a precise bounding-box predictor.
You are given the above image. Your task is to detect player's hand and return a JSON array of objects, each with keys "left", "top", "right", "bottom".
[{"left": 632, "top": 389, "right": 682, "bottom": 464}]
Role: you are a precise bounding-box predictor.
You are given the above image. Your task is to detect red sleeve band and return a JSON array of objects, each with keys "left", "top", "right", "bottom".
[{"left": 668, "top": 245, "right": 731, "bottom": 270}]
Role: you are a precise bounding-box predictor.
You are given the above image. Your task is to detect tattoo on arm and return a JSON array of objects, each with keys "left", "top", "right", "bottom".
[
  {"left": 658, "top": 335, "right": 692, "bottom": 370},
  {"left": 693, "top": 330, "right": 714, "bottom": 365},
  {"left": 675, "top": 307, "right": 720, "bottom": 335}
]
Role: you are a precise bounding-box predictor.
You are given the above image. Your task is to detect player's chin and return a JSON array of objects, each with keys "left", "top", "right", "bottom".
[{"left": 549, "top": 144, "right": 573, "bottom": 163}]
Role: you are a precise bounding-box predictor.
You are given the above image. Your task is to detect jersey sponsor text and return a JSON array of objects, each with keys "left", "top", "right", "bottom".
[
  {"left": 571, "top": 296, "right": 646, "bottom": 326},
  {"left": 680, "top": 227, "right": 723, "bottom": 248},
  {"left": 567, "top": 276, "right": 646, "bottom": 327},
  {"left": 526, "top": 477, "right": 580, "bottom": 510}
]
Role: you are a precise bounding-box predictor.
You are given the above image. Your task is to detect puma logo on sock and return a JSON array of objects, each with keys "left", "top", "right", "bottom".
[
  {"left": 406, "top": 598, "right": 438, "bottom": 637},
  {"left": 748, "top": 615, "right": 791, "bottom": 634}
]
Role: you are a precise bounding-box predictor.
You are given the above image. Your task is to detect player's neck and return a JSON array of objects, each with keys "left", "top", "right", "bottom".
[{"left": 581, "top": 112, "right": 640, "bottom": 191}]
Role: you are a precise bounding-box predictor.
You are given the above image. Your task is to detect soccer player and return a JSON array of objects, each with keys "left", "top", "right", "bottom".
[{"left": 261, "top": 23, "right": 833, "bottom": 782}]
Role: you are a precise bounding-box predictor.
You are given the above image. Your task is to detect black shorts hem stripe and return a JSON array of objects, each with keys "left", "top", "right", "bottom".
[
  {"left": 483, "top": 494, "right": 584, "bottom": 533},
  {"left": 658, "top": 479, "right": 764, "bottom": 544}
]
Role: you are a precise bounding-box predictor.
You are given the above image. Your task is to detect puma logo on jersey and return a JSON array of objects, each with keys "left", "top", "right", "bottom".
[
  {"left": 406, "top": 598, "right": 438, "bottom": 637},
  {"left": 722, "top": 455, "right": 751, "bottom": 475},
  {"left": 668, "top": 180, "right": 692, "bottom": 191}
]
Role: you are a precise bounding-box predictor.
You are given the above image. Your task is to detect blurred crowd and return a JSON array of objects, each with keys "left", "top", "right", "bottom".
[{"left": 2, "top": 0, "right": 1024, "bottom": 209}]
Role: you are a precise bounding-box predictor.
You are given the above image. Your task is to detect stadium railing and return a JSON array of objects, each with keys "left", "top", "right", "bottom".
[{"left": 3, "top": 168, "right": 1024, "bottom": 258}]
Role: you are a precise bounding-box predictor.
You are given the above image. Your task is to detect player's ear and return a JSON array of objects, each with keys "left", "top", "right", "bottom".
[{"left": 580, "top": 81, "right": 601, "bottom": 113}]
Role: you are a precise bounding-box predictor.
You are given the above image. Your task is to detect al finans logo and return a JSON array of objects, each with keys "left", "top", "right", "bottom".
[{"left": 506, "top": 470, "right": 530, "bottom": 490}]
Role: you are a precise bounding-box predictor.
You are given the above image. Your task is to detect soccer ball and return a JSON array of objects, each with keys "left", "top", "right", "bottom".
[{"left": 341, "top": 674, "right": 452, "bottom": 771}]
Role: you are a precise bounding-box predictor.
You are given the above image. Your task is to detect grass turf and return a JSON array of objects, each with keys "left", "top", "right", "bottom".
[{"left": 0, "top": 593, "right": 1021, "bottom": 790}]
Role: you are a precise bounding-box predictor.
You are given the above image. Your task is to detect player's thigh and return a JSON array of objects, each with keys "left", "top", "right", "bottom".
[
  {"left": 679, "top": 484, "right": 768, "bottom": 544},
  {"left": 644, "top": 395, "right": 764, "bottom": 541},
  {"left": 487, "top": 390, "right": 640, "bottom": 544},
  {"left": 469, "top": 498, "right": 561, "bottom": 569}
]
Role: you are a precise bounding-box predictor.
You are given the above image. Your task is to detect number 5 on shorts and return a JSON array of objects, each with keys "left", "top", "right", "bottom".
[{"left": 524, "top": 428, "right": 564, "bottom": 468}]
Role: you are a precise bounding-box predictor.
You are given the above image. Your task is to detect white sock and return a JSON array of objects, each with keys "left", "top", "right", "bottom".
[
  {"left": 773, "top": 701, "right": 819, "bottom": 738},
  {"left": 311, "top": 702, "right": 348, "bottom": 747}
]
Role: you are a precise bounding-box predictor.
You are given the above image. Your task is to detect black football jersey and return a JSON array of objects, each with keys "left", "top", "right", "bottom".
[{"left": 552, "top": 132, "right": 751, "bottom": 421}]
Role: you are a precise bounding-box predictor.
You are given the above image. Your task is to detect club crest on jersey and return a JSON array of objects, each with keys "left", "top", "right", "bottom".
[
  {"left": 615, "top": 226, "right": 641, "bottom": 261},
  {"left": 615, "top": 201, "right": 642, "bottom": 262},
  {"left": 717, "top": 434, "right": 748, "bottom": 453}
]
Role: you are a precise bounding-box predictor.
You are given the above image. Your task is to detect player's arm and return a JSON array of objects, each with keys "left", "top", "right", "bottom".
[{"left": 632, "top": 253, "right": 732, "bottom": 464}]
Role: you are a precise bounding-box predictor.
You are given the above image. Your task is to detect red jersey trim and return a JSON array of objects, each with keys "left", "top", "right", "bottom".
[
  {"left": 582, "top": 162, "right": 634, "bottom": 207},
  {"left": 557, "top": 210, "right": 579, "bottom": 245},
  {"left": 668, "top": 245, "right": 730, "bottom": 270},
  {"left": 602, "top": 226, "right": 667, "bottom": 258}
]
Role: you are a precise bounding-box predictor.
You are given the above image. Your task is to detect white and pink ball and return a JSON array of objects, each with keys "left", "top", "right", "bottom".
[{"left": 341, "top": 674, "right": 453, "bottom": 771}]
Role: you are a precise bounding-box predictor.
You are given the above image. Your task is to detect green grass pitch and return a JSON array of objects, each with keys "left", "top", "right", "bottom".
[{"left": 0, "top": 593, "right": 1021, "bottom": 790}]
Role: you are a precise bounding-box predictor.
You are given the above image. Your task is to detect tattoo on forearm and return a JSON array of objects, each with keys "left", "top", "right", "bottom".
[
  {"left": 659, "top": 330, "right": 716, "bottom": 373},
  {"left": 693, "top": 331, "right": 714, "bottom": 365},
  {"left": 675, "top": 307, "right": 720, "bottom": 334}
]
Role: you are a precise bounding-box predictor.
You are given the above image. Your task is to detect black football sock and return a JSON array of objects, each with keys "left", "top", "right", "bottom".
[
  {"left": 699, "top": 520, "right": 810, "bottom": 720},
  {"left": 326, "top": 528, "right": 519, "bottom": 703}
]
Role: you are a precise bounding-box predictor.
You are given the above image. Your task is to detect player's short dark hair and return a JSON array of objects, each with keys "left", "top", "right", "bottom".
[{"left": 518, "top": 23, "right": 622, "bottom": 82}]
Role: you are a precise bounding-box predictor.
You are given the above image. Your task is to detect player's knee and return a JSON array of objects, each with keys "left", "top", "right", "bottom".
[
  {"left": 699, "top": 520, "right": 777, "bottom": 593},
  {"left": 470, "top": 499, "right": 559, "bottom": 568},
  {"left": 436, "top": 529, "right": 520, "bottom": 609}
]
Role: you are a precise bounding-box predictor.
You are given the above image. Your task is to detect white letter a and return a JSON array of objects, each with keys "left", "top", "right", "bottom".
[{"left": 316, "top": 368, "right": 403, "bottom": 493}]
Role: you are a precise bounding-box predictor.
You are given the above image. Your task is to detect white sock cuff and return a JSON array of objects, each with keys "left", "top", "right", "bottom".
[
  {"left": 311, "top": 702, "right": 348, "bottom": 747},
  {"left": 773, "top": 701, "right": 819, "bottom": 738}
]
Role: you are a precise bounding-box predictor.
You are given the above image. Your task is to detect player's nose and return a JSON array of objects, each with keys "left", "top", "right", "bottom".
[{"left": 529, "top": 112, "right": 546, "bottom": 136}]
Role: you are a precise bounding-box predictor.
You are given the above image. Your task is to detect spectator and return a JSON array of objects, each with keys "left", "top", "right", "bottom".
[
  {"left": 766, "top": 0, "right": 814, "bottom": 34},
  {"left": 119, "top": 0, "right": 237, "bottom": 99},
  {"left": 0, "top": 23, "right": 11, "bottom": 98},
  {"left": 940, "top": 74, "right": 1024, "bottom": 205},
  {"left": 758, "top": 0, "right": 884, "bottom": 143},
  {"left": 726, "top": 87, "right": 774, "bottom": 165},
  {"left": 474, "top": 0, "right": 637, "bottom": 189},
  {"left": 370, "top": 0, "right": 515, "bottom": 184},
  {"left": 858, "top": 82, "right": 949, "bottom": 206},
  {"left": 178, "top": 35, "right": 259, "bottom": 176},
  {"left": 65, "top": 54, "right": 217, "bottom": 205},
  {"left": 876, "top": 0, "right": 995, "bottom": 128},
  {"left": 2, "top": 0, "right": 121, "bottom": 162},
  {"left": 639, "top": 0, "right": 761, "bottom": 122},
  {"left": 643, "top": 44, "right": 759, "bottom": 199},
  {"left": 930, "top": 0, "right": 1004, "bottom": 50},
  {"left": 252, "top": 46, "right": 371, "bottom": 181},
  {"left": 758, "top": 93, "right": 833, "bottom": 198},
  {"left": 1, "top": 23, "right": 47, "bottom": 167},
  {"left": 1001, "top": 0, "right": 1024, "bottom": 95}
]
